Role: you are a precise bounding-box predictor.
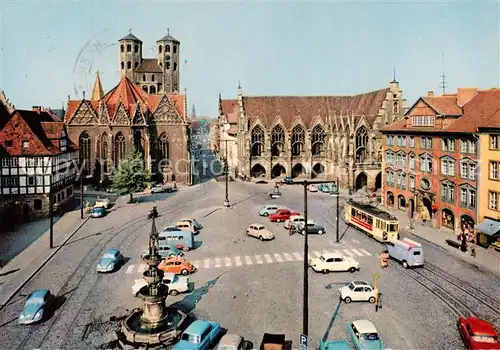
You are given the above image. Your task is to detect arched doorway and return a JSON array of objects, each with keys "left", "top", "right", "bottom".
[
  {"left": 442, "top": 208, "right": 455, "bottom": 230},
  {"left": 460, "top": 215, "right": 475, "bottom": 232},
  {"left": 271, "top": 164, "right": 286, "bottom": 178},
  {"left": 386, "top": 191, "right": 394, "bottom": 207},
  {"left": 375, "top": 172, "right": 382, "bottom": 190},
  {"left": 292, "top": 163, "right": 306, "bottom": 178},
  {"left": 312, "top": 163, "right": 325, "bottom": 179},
  {"left": 398, "top": 195, "right": 406, "bottom": 211},
  {"left": 409, "top": 198, "right": 415, "bottom": 219},
  {"left": 251, "top": 164, "right": 266, "bottom": 178},
  {"left": 355, "top": 172, "right": 368, "bottom": 191},
  {"left": 421, "top": 197, "right": 432, "bottom": 222}
]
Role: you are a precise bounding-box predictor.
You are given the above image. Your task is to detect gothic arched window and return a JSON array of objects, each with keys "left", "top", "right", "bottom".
[
  {"left": 135, "top": 62, "right": 139, "bottom": 68},
  {"left": 271, "top": 125, "right": 285, "bottom": 157},
  {"left": 121, "top": 44, "right": 124, "bottom": 53},
  {"left": 149, "top": 85, "right": 156, "bottom": 94},
  {"left": 100, "top": 132, "right": 108, "bottom": 173},
  {"left": 142, "top": 86, "right": 148, "bottom": 93},
  {"left": 174, "top": 46, "right": 177, "bottom": 53},
  {"left": 127, "top": 61, "right": 131, "bottom": 69},
  {"left": 166, "top": 45, "right": 171, "bottom": 53},
  {"left": 166, "top": 62, "right": 170, "bottom": 70},
  {"left": 143, "top": 74, "right": 146, "bottom": 81},
  {"left": 121, "top": 61, "right": 124, "bottom": 70},
  {"left": 114, "top": 132, "right": 126, "bottom": 166},
  {"left": 174, "top": 63, "right": 177, "bottom": 71},
  {"left": 311, "top": 124, "right": 325, "bottom": 156},
  {"left": 355, "top": 126, "right": 368, "bottom": 163},
  {"left": 291, "top": 125, "right": 305, "bottom": 156},
  {"left": 159, "top": 62, "right": 163, "bottom": 68},
  {"left": 251, "top": 125, "right": 264, "bottom": 157},
  {"left": 159, "top": 45, "right": 163, "bottom": 53},
  {"left": 152, "top": 75, "right": 155, "bottom": 82},
  {"left": 159, "top": 133, "right": 170, "bottom": 168},
  {"left": 134, "top": 44, "right": 138, "bottom": 53},
  {"left": 78, "top": 132, "right": 91, "bottom": 175},
  {"left": 126, "top": 44, "right": 131, "bottom": 52}
]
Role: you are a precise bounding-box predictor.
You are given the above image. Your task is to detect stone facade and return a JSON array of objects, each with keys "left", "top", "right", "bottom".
[{"left": 217, "top": 81, "right": 406, "bottom": 190}]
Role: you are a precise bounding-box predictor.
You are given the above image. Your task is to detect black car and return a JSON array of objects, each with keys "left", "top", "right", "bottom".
[{"left": 295, "top": 222, "right": 326, "bottom": 235}]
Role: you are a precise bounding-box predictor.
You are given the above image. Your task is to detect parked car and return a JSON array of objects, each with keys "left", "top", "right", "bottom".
[
  {"left": 283, "top": 177, "right": 293, "bottom": 184},
  {"left": 320, "top": 340, "right": 353, "bottom": 350},
  {"left": 141, "top": 243, "right": 184, "bottom": 259},
  {"left": 94, "top": 197, "right": 110, "bottom": 209},
  {"left": 176, "top": 220, "right": 198, "bottom": 235},
  {"left": 339, "top": 281, "right": 376, "bottom": 304},
  {"left": 151, "top": 184, "right": 172, "bottom": 193},
  {"left": 96, "top": 248, "right": 123, "bottom": 272},
  {"left": 217, "top": 334, "right": 253, "bottom": 350},
  {"left": 310, "top": 253, "right": 360, "bottom": 273},
  {"left": 308, "top": 184, "right": 318, "bottom": 192},
  {"left": 346, "top": 320, "right": 384, "bottom": 350},
  {"left": 259, "top": 205, "right": 282, "bottom": 217},
  {"left": 246, "top": 224, "right": 275, "bottom": 241},
  {"left": 173, "top": 320, "right": 222, "bottom": 350},
  {"left": 269, "top": 209, "right": 300, "bottom": 223},
  {"left": 180, "top": 218, "right": 203, "bottom": 231},
  {"left": 284, "top": 215, "right": 305, "bottom": 229},
  {"left": 163, "top": 226, "right": 184, "bottom": 233},
  {"left": 91, "top": 206, "right": 106, "bottom": 218},
  {"left": 159, "top": 256, "right": 197, "bottom": 275},
  {"left": 318, "top": 184, "right": 332, "bottom": 193},
  {"left": 18, "top": 289, "right": 53, "bottom": 325},
  {"left": 457, "top": 316, "right": 500, "bottom": 349},
  {"left": 132, "top": 272, "right": 190, "bottom": 296},
  {"left": 295, "top": 220, "right": 325, "bottom": 235}
]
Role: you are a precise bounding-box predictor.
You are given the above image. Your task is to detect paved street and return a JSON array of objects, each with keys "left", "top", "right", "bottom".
[{"left": 0, "top": 180, "right": 499, "bottom": 349}]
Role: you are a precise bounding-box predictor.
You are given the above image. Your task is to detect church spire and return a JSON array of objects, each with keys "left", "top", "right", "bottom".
[
  {"left": 191, "top": 104, "right": 196, "bottom": 119},
  {"left": 91, "top": 71, "right": 104, "bottom": 100}
]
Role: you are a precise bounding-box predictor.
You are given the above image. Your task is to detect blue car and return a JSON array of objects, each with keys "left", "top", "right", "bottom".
[
  {"left": 96, "top": 248, "right": 123, "bottom": 273},
  {"left": 19, "top": 289, "right": 52, "bottom": 324},
  {"left": 259, "top": 204, "right": 281, "bottom": 216},
  {"left": 174, "top": 320, "right": 222, "bottom": 350},
  {"left": 283, "top": 177, "right": 293, "bottom": 184},
  {"left": 347, "top": 320, "right": 384, "bottom": 350},
  {"left": 320, "top": 339, "right": 353, "bottom": 350},
  {"left": 91, "top": 206, "right": 106, "bottom": 218}
]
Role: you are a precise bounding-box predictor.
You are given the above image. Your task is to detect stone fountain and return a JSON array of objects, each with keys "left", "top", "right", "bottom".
[{"left": 117, "top": 216, "right": 187, "bottom": 349}]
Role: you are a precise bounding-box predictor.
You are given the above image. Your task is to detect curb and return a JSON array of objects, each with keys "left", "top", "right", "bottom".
[{"left": 0, "top": 216, "right": 91, "bottom": 311}]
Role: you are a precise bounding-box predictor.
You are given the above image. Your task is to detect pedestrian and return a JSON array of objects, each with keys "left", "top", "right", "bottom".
[{"left": 460, "top": 234, "right": 468, "bottom": 253}]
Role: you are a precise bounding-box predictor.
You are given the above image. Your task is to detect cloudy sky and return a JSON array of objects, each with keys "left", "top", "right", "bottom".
[{"left": 0, "top": 0, "right": 498, "bottom": 117}]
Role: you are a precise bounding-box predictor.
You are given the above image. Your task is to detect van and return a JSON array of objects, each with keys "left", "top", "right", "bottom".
[
  {"left": 175, "top": 221, "right": 198, "bottom": 235},
  {"left": 285, "top": 215, "right": 305, "bottom": 229},
  {"left": 158, "top": 230, "right": 194, "bottom": 252},
  {"left": 386, "top": 237, "right": 424, "bottom": 268}
]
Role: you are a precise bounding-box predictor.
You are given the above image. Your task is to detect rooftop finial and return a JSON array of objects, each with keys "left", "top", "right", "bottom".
[
  {"left": 238, "top": 79, "right": 241, "bottom": 89},
  {"left": 392, "top": 66, "right": 396, "bottom": 82},
  {"left": 129, "top": 28, "right": 132, "bottom": 34},
  {"left": 167, "top": 28, "right": 170, "bottom": 35},
  {"left": 83, "top": 91, "right": 86, "bottom": 100}
]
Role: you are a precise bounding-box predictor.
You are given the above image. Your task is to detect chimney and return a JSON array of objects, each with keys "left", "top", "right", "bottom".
[
  {"left": 32, "top": 106, "right": 42, "bottom": 113},
  {"left": 427, "top": 90, "right": 434, "bottom": 97},
  {"left": 457, "top": 87, "right": 478, "bottom": 107}
]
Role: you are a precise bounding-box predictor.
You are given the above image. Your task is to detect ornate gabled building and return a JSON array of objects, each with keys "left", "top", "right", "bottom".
[
  {"left": 217, "top": 80, "right": 407, "bottom": 190},
  {"left": 64, "top": 73, "right": 191, "bottom": 185}
]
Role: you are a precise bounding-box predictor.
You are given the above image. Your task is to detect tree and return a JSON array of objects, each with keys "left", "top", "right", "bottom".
[{"left": 112, "top": 150, "right": 150, "bottom": 203}]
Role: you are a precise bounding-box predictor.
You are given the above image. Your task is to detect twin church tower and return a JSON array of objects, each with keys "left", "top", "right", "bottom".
[{"left": 119, "top": 29, "right": 180, "bottom": 95}]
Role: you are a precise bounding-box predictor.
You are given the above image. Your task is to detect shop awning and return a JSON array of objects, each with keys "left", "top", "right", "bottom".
[{"left": 475, "top": 219, "right": 500, "bottom": 237}]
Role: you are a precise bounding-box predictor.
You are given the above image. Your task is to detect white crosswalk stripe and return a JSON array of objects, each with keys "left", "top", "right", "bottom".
[
  {"left": 234, "top": 256, "right": 242, "bottom": 266},
  {"left": 274, "top": 253, "right": 283, "bottom": 263},
  {"left": 350, "top": 248, "right": 365, "bottom": 256},
  {"left": 192, "top": 260, "right": 199, "bottom": 268},
  {"left": 126, "top": 265, "right": 134, "bottom": 274},
  {"left": 330, "top": 250, "right": 340, "bottom": 255},
  {"left": 254, "top": 255, "right": 263, "bottom": 264},
  {"left": 360, "top": 249, "right": 372, "bottom": 256},
  {"left": 264, "top": 254, "right": 273, "bottom": 263},
  {"left": 204, "top": 259, "right": 211, "bottom": 268},
  {"left": 214, "top": 258, "right": 221, "bottom": 267},
  {"left": 283, "top": 253, "right": 294, "bottom": 261},
  {"left": 343, "top": 249, "right": 355, "bottom": 257},
  {"left": 313, "top": 251, "right": 322, "bottom": 257},
  {"left": 224, "top": 257, "right": 232, "bottom": 267},
  {"left": 293, "top": 252, "right": 303, "bottom": 260},
  {"left": 245, "top": 256, "right": 253, "bottom": 265}
]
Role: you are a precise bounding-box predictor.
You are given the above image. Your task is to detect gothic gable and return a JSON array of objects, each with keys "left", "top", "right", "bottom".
[
  {"left": 68, "top": 100, "right": 98, "bottom": 125},
  {"left": 98, "top": 101, "right": 110, "bottom": 125},
  {"left": 112, "top": 103, "right": 130, "bottom": 125},
  {"left": 290, "top": 116, "right": 306, "bottom": 131},
  {"left": 249, "top": 117, "right": 266, "bottom": 133},
  {"left": 132, "top": 105, "right": 147, "bottom": 125},
  {"left": 153, "top": 95, "right": 184, "bottom": 125},
  {"left": 269, "top": 115, "right": 285, "bottom": 131}
]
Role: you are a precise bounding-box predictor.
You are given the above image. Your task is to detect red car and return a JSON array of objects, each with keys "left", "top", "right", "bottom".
[
  {"left": 269, "top": 209, "right": 301, "bottom": 222},
  {"left": 457, "top": 316, "right": 500, "bottom": 349}
]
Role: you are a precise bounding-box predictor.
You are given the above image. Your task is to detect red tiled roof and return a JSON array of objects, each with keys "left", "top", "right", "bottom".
[
  {"left": 136, "top": 59, "right": 163, "bottom": 73},
  {"left": 221, "top": 99, "right": 237, "bottom": 124},
  {"left": 447, "top": 89, "right": 500, "bottom": 132},
  {"left": 421, "top": 95, "right": 462, "bottom": 115},
  {"left": 228, "top": 127, "right": 237, "bottom": 135}
]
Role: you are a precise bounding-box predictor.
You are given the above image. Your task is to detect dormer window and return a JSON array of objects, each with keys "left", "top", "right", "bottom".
[
  {"left": 412, "top": 116, "right": 435, "bottom": 127},
  {"left": 22, "top": 140, "right": 29, "bottom": 148}
]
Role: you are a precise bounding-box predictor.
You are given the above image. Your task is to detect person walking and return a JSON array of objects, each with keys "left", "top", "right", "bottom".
[{"left": 460, "top": 233, "right": 468, "bottom": 253}]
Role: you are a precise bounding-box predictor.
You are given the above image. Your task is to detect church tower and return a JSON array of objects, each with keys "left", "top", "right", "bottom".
[
  {"left": 156, "top": 29, "right": 180, "bottom": 93},
  {"left": 119, "top": 30, "right": 142, "bottom": 81}
]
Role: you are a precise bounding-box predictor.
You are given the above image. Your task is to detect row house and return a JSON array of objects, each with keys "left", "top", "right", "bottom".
[
  {"left": 0, "top": 100, "right": 78, "bottom": 221},
  {"left": 381, "top": 88, "right": 500, "bottom": 235}
]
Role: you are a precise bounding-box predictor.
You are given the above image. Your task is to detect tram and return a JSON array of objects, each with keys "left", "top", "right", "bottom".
[{"left": 344, "top": 200, "right": 400, "bottom": 243}]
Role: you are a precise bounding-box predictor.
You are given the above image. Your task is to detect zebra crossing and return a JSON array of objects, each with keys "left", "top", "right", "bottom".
[{"left": 125, "top": 247, "right": 374, "bottom": 274}]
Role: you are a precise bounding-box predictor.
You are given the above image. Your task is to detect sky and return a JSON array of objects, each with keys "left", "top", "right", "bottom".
[{"left": 0, "top": 1, "right": 499, "bottom": 118}]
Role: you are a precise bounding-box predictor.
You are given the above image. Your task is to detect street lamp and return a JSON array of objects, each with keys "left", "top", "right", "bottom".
[
  {"left": 285, "top": 178, "right": 340, "bottom": 340},
  {"left": 329, "top": 178, "right": 340, "bottom": 243},
  {"left": 222, "top": 140, "right": 230, "bottom": 207}
]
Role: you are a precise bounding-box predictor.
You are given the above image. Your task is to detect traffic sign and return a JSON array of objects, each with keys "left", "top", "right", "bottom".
[{"left": 299, "top": 333, "right": 308, "bottom": 349}]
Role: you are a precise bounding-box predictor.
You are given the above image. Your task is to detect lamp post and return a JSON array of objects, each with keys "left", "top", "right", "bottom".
[
  {"left": 330, "top": 177, "right": 340, "bottom": 243},
  {"left": 284, "top": 178, "right": 340, "bottom": 339},
  {"left": 49, "top": 171, "right": 54, "bottom": 249},
  {"left": 222, "top": 140, "right": 230, "bottom": 207},
  {"left": 79, "top": 161, "right": 84, "bottom": 220}
]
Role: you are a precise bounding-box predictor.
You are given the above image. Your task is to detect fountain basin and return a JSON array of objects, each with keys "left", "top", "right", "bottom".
[
  {"left": 137, "top": 284, "right": 169, "bottom": 302},
  {"left": 142, "top": 255, "right": 162, "bottom": 266},
  {"left": 117, "top": 307, "right": 187, "bottom": 348},
  {"left": 143, "top": 269, "right": 164, "bottom": 285}
]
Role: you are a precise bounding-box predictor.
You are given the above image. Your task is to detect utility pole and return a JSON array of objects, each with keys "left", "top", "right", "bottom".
[
  {"left": 49, "top": 172, "right": 54, "bottom": 249},
  {"left": 331, "top": 177, "right": 340, "bottom": 243},
  {"left": 285, "top": 178, "right": 338, "bottom": 339},
  {"left": 80, "top": 166, "right": 84, "bottom": 219},
  {"left": 223, "top": 140, "right": 230, "bottom": 207}
]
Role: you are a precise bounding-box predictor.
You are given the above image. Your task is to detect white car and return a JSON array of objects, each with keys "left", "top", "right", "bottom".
[
  {"left": 284, "top": 215, "right": 305, "bottom": 229},
  {"left": 339, "top": 281, "right": 376, "bottom": 303},
  {"left": 94, "top": 197, "right": 110, "bottom": 209},
  {"left": 246, "top": 224, "right": 275, "bottom": 241},
  {"left": 309, "top": 253, "right": 360, "bottom": 273},
  {"left": 132, "top": 273, "right": 190, "bottom": 296}
]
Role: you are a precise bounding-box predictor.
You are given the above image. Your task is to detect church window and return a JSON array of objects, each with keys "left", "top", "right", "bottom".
[
  {"left": 393, "top": 101, "right": 399, "bottom": 114},
  {"left": 126, "top": 44, "right": 131, "bottom": 52},
  {"left": 159, "top": 45, "right": 163, "bottom": 53},
  {"left": 166, "top": 45, "right": 171, "bottom": 53},
  {"left": 134, "top": 44, "right": 138, "bottom": 53},
  {"left": 355, "top": 126, "right": 368, "bottom": 163},
  {"left": 291, "top": 125, "right": 305, "bottom": 156},
  {"left": 127, "top": 61, "right": 131, "bottom": 69},
  {"left": 158, "top": 133, "right": 170, "bottom": 169},
  {"left": 152, "top": 75, "right": 155, "bottom": 82},
  {"left": 271, "top": 125, "right": 285, "bottom": 157},
  {"left": 121, "top": 61, "right": 124, "bottom": 70},
  {"left": 114, "top": 132, "right": 126, "bottom": 166},
  {"left": 166, "top": 62, "right": 170, "bottom": 70},
  {"left": 78, "top": 132, "right": 91, "bottom": 175},
  {"left": 174, "top": 63, "right": 177, "bottom": 71},
  {"left": 158, "top": 83, "right": 163, "bottom": 92},
  {"left": 99, "top": 132, "right": 108, "bottom": 173},
  {"left": 311, "top": 124, "right": 325, "bottom": 156},
  {"left": 159, "top": 62, "right": 162, "bottom": 68},
  {"left": 173, "top": 46, "right": 177, "bottom": 53},
  {"left": 143, "top": 74, "right": 146, "bottom": 81},
  {"left": 142, "top": 86, "right": 148, "bottom": 93},
  {"left": 251, "top": 125, "right": 264, "bottom": 157},
  {"left": 149, "top": 86, "right": 156, "bottom": 94},
  {"left": 135, "top": 62, "right": 139, "bottom": 68},
  {"left": 121, "top": 44, "right": 124, "bottom": 53}
]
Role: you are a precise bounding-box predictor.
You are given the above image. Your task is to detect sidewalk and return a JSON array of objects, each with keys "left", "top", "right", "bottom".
[
  {"left": 0, "top": 210, "right": 90, "bottom": 308},
  {"left": 384, "top": 206, "right": 500, "bottom": 275}
]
